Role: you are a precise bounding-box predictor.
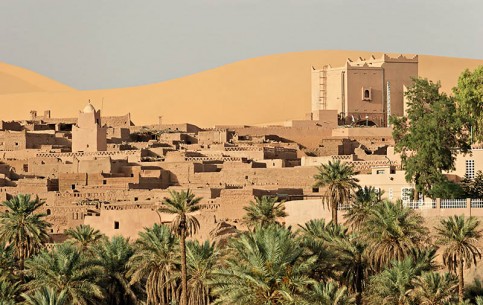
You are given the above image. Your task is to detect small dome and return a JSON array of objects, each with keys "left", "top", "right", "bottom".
[{"left": 83, "top": 102, "right": 96, "bottom": 113}]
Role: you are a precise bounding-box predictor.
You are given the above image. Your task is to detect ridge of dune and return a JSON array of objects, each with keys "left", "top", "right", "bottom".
[
  {"left": 0, "top": 62, "right": 75, "bottom": 94},
  {"left": 0, "top": 50, "right": 482, "bottom": 127}
]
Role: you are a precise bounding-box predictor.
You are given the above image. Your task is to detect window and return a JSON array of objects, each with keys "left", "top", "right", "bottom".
[
  {"left": 114, "top": 221, "right": 120, "bottom": 229},
  {"left": 466, "top": 160, "right": 475, "bottom": 179},
  {"left": 388, "top": 188, "right": 393, "bottom": 200},
  {"left": 102, "top": 180, "right": 107, "bottom": 185},
  {"left": 362, "top": 87, "right": 372, "bottom": 101},
  {"left": 134, "top": 197, "right": 138, "bottom": 202},
  {"left": 46, "top": 209, "right": 51, "bottom": 216},
  {"left": 376, "top": 170, "right": 385, "bottom": 174},
  {"left": 312, "top": 187, "right": 319, "bottom": 193},
  {"left": 71, "top": 184, "right": 76, "bottom": 190}
]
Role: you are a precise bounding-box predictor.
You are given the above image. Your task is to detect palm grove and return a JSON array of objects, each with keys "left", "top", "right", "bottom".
[{"left": 0, "top": 66, "right": 481, "bottom": 305}]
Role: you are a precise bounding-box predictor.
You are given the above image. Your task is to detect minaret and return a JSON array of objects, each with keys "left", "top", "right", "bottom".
[{"left": 72, "top": 101, "right": 107, "bottom": 152}]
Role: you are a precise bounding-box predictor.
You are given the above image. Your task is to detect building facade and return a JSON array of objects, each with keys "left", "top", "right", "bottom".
[{"left": 311, "top": 54, "right": 418, "bottom": 126}]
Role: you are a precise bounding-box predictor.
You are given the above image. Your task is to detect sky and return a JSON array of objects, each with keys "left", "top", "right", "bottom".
[{"left": 0, "top": 0, "right": 482, "bottom": 90}]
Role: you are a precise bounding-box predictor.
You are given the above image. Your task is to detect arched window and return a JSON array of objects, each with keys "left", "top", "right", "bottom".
[{"left": 362, "top": 87, "right": 372, "bottom": 101}]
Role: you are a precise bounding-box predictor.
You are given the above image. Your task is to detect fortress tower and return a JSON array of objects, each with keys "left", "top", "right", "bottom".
[
  {"left": 72, "top": 102, "right": 107, "bottom": 152},
  {"left": 311, "top": 54, "right": 418, "bottom": 126}
]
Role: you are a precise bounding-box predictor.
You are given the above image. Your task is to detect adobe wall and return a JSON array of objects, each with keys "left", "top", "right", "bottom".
[
  {"left": 345, "top": 66, "right": 385, "bottom": 125},
  {"left": 447, "top": 149, "right": 483, "bottom": 178},
  {"left": 2, "top": 131, "right": 27, "bottom": 150},
  {"left": 284, "top": 199, "right": 333, "bottom": 227},
  {"left": 382, "top": 57, "right": 419, "bottom": 117},
  {"left": 325, "top": 67, "right": 345, "bottom": 112},
  {"left": 189, "top": 166, "right": 318, "bottom": 190},
  {"left": 229, "top": 126, "right": 333, "bottom": 149},
  {"left": 84, "top": 205, "right": 166, "bottom": 239}
]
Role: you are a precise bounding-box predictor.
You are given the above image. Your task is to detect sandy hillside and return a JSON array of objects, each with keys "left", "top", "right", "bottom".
[
  {"left": 0, "top": 50, "right": 482, "bottom": 127},
  {"left": 0, "top": 62, "right": 74, "bottom": 94}
]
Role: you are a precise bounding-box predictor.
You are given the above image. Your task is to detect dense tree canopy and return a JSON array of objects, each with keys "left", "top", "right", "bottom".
[
  {"left": 0, "top": 192, "right": 482, "bottom": 304},
  {"left": 391, "top": 78, "right": 470, "bottom": 199},
  {"left": 454, "top": 66, "right": 483, "bottom": 143}
]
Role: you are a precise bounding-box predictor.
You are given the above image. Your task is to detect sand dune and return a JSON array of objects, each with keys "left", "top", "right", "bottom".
[
  {"left": 0, "top": 50, "right": 482, "bottom": 127},
  {"left": 0, "top": 62, "right": 74, "bottom": 94}
]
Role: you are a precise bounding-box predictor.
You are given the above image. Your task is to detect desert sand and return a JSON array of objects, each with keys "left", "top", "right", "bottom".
[{"left": 0, "top": 50, "right": 482, "bottom": 127}]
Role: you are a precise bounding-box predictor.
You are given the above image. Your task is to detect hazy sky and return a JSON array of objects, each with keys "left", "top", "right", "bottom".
[{"left": 1, "top": 0, "right": 482, "bottom": 90}]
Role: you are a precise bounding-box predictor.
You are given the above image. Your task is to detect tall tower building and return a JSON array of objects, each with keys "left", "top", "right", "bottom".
[
  {"left": 72, "top": 102, "right": 107, "bottom": 152},
  {"left": 311, "top": 54, "right": 418, "bottom": 126}
]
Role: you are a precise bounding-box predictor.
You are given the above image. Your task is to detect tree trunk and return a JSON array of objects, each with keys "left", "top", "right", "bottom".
[
  {"left": 331, "top": 197, "right": 338, "bottom": 225},
  {"left": 355, "top": 265, "right": 363, "bottom": 305},
  {"left": 180, "top": 217, "right": 188, "bottom": 305},
  {"left": 458, "top": 257, "right": 464, "bottom": 303},
  {"left": 332, "top": 207, "right": 338, "bottom": 225}
]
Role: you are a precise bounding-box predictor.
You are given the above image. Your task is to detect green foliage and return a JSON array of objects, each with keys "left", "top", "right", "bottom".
[
  {"left": 345, "top": 186, "right": 382, "bottom": 230},
  {"left": 436, "top": 215, "right": 483, "bottom": 302},
  {"left": 313, "top": 160, "right": 360, "bottom": 224},
  {"left": 93, "top": 236, "right": 138, "bottom": 305},
  {"left": 429, "top": 177, "right": 466, "bottom": 199},
  {"left": 128, "top": 223, "right": 180, "bottom": 305},
  {"left": 301, "top": 281, "right": 355, "bottom": 305},
  {"left": 411, "top": 271, "right": 458, "bottom": 305},
  {"left": 159, "top": 189, "right": 202, "bottom": 237},
  {"left": 298, "top": 219, "right": 348, "bottom": 281},
  {"left": 0, "top": 279, "right": 19, "bottom": 305},
  {"left": 364, "top": 256, "right": 435, "bottom": 305},
  {"left": 461, "top": 171, "right": 483, "bottom": 199},
  {"left": 391, "top": 78, "right": 469, "bottom": 198},
  {"left": 21, "top": 287, "right": 69, "bottom": 305},
  {"left": 23, "top": 242, "right": 104, "bottom": 305},
  {"left": 436, "top": 216, "right": 482, "bottom": 273},
  {"left": 186, "top": 240, "right": 219, "bottom": 305},
  {"left": 159, "top": 189, "right": 203, "bottom": 305},
  {"left": 65, "top": 224, "right": 105, "bottom": 253},
  {"left": 0, "top": 194, "right": 51, "bottom": 270},
  {"left": 464, "top": 278, "right": 483, "bottom": 303},
  {"left": 361, "top": 200, "right": 429, "bottom": 271},
  {"left": 211, "top": 225, "right": 316, "bottom": 305},
  {"left": 242, "top": 196, "right": 287, "bottom": 229},
  {"left": 453, "top": 65, "right": 483, "bottom": 142}
]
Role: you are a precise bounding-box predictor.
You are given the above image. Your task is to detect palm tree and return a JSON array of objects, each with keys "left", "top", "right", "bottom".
[
  {"left": 364, "top": 257, "right": 420, "bottom": 305},
  {"left": 361, "top": 200, "right": 429, "bottom": 271},
  {"left": 328, "top": 234, "right": 368, "bottom": 305},
  {"left": 242, "top": 196, "right": 287, "bottom": 229},
  {"left": 128, "top": 223, "right": 180, "bottom": 305},
  {"left": 93, "top": 236, "right": 138, "bottom": 305},
  {"left": 410, "top": 271, "right": 458, "bottom": 305},
  {"left": 345, "top": 186, "right": 382, "bottom": 230},
  {"left": 0, "top": 242, "right": 15, "bottom": 280},
  {"left": 435, "top": 215, "right": 482, "bottom": 303},
  {"left": 298, "top": 219, "right": 348, "bottom": 281},
  {"left": 302, "top": 281, "right": 355, "bottom": 305},
  {"left": 21, "top": 287, "right": 69, "bottom": 305},
  {"left": 158, "top": 190, "right": 202, "bottom": 305},
  {"left": 186, "top": 240, "right": 219, "bottom": 305},
  {"left": 0, "top": 194, "right": 51, "bottom": 271},
  {"left": 23, "top": 243, "right": 104, "bottom": 305},
  {"left": 211, "top": 225, "right": 315, "bottom": 304},
  {"left": 65, "top": 224, "right": 105, "bottom": 253},
  {"left": 313, "top": 160, "right": 359, "bottom": 224},
  {"left": 0, "top": 279, "right": 19, "bottom": 305}
]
